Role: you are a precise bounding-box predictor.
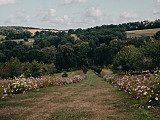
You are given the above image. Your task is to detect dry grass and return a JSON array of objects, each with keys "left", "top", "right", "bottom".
[
  {"left": 27, "top": 29, "right": 60, "bottom": 35},
  {"left": 126, "top": 28, "right": 160, "bottom": 38}
]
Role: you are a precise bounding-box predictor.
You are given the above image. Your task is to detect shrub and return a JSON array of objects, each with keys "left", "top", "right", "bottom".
[
  {"left": 81, "top": 66, "right": 88, "bottom": 74},
  {"left": 91, "top": 66, "right": 102, "bottom": 74},
  {"left": 62, "top": 71, "right": 68, "bottom": 77}
]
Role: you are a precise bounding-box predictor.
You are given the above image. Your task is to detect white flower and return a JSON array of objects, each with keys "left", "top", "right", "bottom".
[
  {"left": 143, "top": 92, "right": 147, "bottom": 95},
  {"left": 155, "top": 97, "right": 159, "bottom": 101},
  {"left": 147, "top": 105, "right": 151, "bottom": 109}
]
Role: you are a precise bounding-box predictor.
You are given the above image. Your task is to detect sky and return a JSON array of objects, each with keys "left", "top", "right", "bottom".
[{"left": 0, "top": 0, "right": 160, "bottom": 30}]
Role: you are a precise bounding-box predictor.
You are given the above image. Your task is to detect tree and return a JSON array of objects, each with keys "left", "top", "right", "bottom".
[
  {"left": 56, "top": 45, "right": 75, "bottom": 70},
  {"left": 108, "top": 39, "right": 124, "bottom": 64},
  {"left": 0, "top": 52, "right": 7, "bottom": 63},
  {"left": 0, "top": 57, "right": 22, "bottom": 78},
  {"left": 74, "top": 42, "right": 91, "bottom": 68},
  {"left": 26, "top": 49, "right": 43, "bottom": 63},
  {"left": 142, "top": 41, "right": 160, "bottom": 70},
  {"left": 154, "top": 31, "right": 160, "bottom": 40},
  {"left": 41, "top": 46, "right": 56, "bottom": 64},
  {"left": 30, "top": 60, "right": 41, "bottom": 77},
  {"left": 4, "top": 41, "right": 17, "bottom": 50},
  {"left": 113, "top": 45, "right": 142, "bottom": 73},
  {"left": 94, "top": 43, "right": 109, "bottom": 66}
]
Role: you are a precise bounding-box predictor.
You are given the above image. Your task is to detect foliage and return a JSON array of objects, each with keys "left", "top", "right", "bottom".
[
  {"left": 0, "top": 58, "right": 56, "bottom": 79},
  {"left": 1, "top": 20, "right": 160, "bottom": 77},
  {"left": 81, "top": 66, "right": 88, "bottom": 74},
  {"left": 141, "top": 41, "right": 160, "bottom": 70},
  {"left": 154, "top": 31, "right": 160, "bottom": 40},
  {"left": 56, "top": 45, "right": 75, "bottom": 70},
  {"left": 62, "top": 71, "right": 68, "bottom": 77},
  {"left": 91, "top": 66, "right": 102, "bottom": 74},
  {"left": 113, "top": 45, "right": 142, "bottom": 72}
]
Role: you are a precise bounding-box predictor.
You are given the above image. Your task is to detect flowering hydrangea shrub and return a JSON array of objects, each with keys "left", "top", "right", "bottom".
[
  {"left": 0, "top": 72, "right": 86, "bottom": 98},
  {"left": 103, "top": 73, "right": 160, "bottom": 107}
]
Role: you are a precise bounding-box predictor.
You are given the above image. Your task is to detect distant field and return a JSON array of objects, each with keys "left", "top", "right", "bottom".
[
  {"left": 126, "top": 28, "right": 160, "bottom": 38},
  {"left": 26, "top": 29, "right": 61, "bottom": 35}
]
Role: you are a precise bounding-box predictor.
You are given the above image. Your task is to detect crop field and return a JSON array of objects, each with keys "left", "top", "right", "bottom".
[{"left": 126, "top": 28, "right": 160, "bottom": 38}]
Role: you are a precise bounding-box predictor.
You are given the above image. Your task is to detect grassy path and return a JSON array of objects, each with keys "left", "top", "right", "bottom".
[{"left": 0, "top": 71, "right": 156, "bottom": 120}]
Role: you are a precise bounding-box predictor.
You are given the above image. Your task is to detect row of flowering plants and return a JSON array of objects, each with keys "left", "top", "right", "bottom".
[
  {"left": 0, "top": 71, "right": 86, "bottom": 98},
  {"left": 102, "top": 71, "right": 160, "bottom": 108}
]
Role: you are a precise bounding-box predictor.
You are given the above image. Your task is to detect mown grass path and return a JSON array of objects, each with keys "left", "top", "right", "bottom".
[{"left": 0, "top": 71, "right": 156, "bottom": 120}]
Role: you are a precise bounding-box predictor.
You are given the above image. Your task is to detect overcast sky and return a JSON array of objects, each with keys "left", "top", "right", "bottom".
[{"left": 0, "top": 0, "right": 160, "bottom": 30}]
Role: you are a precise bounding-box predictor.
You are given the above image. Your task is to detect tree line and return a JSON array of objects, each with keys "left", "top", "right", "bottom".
[{"left": 0, "top": 20, "right": 160, "bottom": 78}]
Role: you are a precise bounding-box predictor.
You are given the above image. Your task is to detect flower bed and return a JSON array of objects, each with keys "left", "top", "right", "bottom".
[
  {"left": 102, "top": 73, "right": 160, "bottom": 108},
  {"left": 0, "top": 72, "right": 86, "bottom": 98}
]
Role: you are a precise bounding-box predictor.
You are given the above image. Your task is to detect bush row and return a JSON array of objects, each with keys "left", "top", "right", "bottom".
[
  {"left": 102, "top": 72, "right": 160, "bottom": 108},
  {"left": 0, "top": 71, "right": 86, "bottom": 98}
]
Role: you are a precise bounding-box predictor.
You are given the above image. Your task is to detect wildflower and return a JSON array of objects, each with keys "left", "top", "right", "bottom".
[
  {"left": 147, "top": 105, "right": 151, "bottom": 109},
  {"left": 155, "top": 97, "right": 159, "bottom": 101},
  {"left": 143, "top": 92, "right": 147, "bottom": 95}
]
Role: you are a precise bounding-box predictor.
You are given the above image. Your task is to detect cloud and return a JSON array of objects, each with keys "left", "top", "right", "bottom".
[
  {"left": 76, "top": 7, "right": 105, "bottom": 28},
  {"left": 64, "top": 0, "right": 88, "bottom": 4},
  {"left": 120, "top": 12, "right": 139, "bottom": 20},
  {"left": 4, "top": 10, "right": 31, "bottom": 25},
  {"left": 153, "top": 9, "right": 160, "bottom": 15},
  {"left": 41, "top": 9, "right": 56, "bottom": 21},
  {"left": 50, "top": 9, "right": 56, "bottom": 17},
  {"left": 86, "top": 7, "right": 102, "bottom": 18},
  {"left": 153, "top": 0, "right": 160, "bottom": 15},
  {"left": 40, "top": 9, "right": 71, "bottom": 29},
  {"left": 0, "top": 0, "right": 16, "bottom": 5}
]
